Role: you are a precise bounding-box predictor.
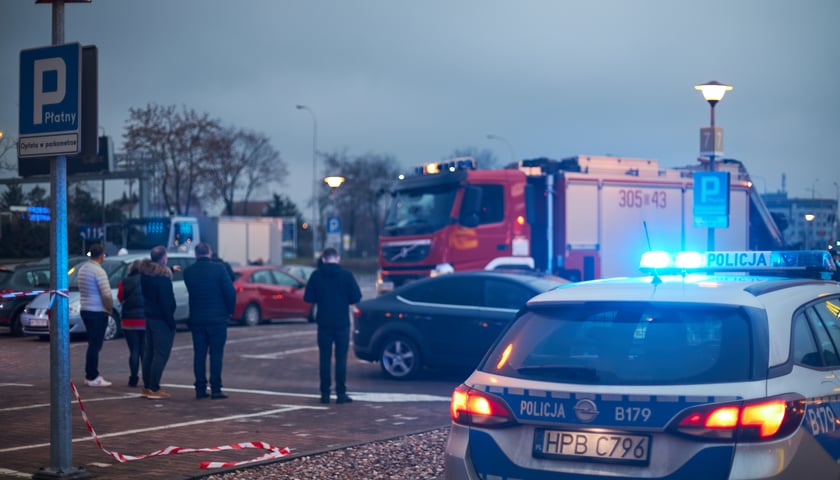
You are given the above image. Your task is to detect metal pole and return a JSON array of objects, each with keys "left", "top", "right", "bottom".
[
  {"left": 707, "top": 103, "right": 716, "bottom": 251},
  {"left": 296, "top": 105, "right": 319, "bottom": 257},
  {"left": 37, "top": 1, "right": 87, "bottom": 478}
]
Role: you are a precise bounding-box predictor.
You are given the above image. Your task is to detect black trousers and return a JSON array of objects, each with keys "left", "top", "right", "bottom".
[{"left": 317, "top": 326, "right": 350, "bottom": 396}]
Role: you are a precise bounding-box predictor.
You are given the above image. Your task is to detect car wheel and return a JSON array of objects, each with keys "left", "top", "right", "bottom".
[
  {"left": 379, "top": 335, "right": 422, "bottom": 380},
  {"left": 104, "top": 313, "right": 122, "bottom": 341},
  {"left": 242, "top": 303, "right": 261, "bottom": 327}
]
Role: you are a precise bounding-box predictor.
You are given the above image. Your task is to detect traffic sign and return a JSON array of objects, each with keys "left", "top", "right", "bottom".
[
  {"left": 327, "top": 216, "right": 342, "bottom": 234},
  {"left": 18, "top": 43, "right": 82, "bottom": 158},
  {"left": 693, "top": 172, "right": 730, "bottom": 228}
]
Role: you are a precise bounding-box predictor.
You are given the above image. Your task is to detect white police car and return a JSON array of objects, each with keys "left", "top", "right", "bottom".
[{"left": 445, "top": 250, "right": 840, "bottom": 480}]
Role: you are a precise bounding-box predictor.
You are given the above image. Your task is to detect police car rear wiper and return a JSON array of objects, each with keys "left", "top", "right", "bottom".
[{"left": 516, "top": 365, "right": 599, "bottom": 382}]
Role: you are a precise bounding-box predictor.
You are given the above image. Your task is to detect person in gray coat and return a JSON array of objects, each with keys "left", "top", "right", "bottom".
[{"left": 184, "top": 242, "right": 236, "bottom": 399}]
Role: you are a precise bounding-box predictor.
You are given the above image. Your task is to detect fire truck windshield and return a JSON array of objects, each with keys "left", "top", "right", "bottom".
[{"left": 383, "top": 185, "right": 457, "bottom": 237}]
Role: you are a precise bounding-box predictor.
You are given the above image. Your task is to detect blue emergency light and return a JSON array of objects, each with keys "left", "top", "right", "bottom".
[{"left": 640, "top": 250, "right": 837, "bottom": 276}]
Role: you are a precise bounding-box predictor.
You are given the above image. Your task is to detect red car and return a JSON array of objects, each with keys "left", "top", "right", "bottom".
[{"left": 232, "top": 265, "right": 314, "bottom": 326}]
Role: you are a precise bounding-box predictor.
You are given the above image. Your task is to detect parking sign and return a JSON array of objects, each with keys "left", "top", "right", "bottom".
[
  {"left": 693, "top": 171, "right": 730, "bottom": 228},
  {"left": 19, "top": 43, "right": 82, "bottom": 157}
]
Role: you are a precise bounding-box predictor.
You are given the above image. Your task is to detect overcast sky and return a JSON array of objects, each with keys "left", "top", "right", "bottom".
[{"left": 1, "top": 0, "right": 838, "bottom": 214}]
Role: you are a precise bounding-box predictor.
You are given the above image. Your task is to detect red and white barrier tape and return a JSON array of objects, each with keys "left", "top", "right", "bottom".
[
  {"left": 70, "top": 381, "right": 292, "bottom": 468},
  {"left": 1, "top": 289, "right": 47, "bottom": 299}
]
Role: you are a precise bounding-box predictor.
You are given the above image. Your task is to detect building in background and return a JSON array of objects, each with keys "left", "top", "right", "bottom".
[{"left": 763, "top": 192, "right": 838, "bottom": 250}]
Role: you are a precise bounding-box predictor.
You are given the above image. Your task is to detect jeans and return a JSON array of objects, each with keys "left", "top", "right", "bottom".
[
  {"left": 123, "top": 329, "right": 145, "bottom": 382},
  {"left": 317, "top": 326, "right": 350, "bottom": 396},
  {"left": 190, "top": 324, "right": 227, "bottom": 394},
  {"left": 81, "top": 311, "right": 108, "bottom": 381},
  {"left": 142, "top": 318, "right": 174, "bottom": 391}
]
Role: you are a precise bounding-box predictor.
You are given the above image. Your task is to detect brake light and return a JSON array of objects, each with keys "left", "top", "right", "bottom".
[
  {"left": 672, "top": 395, "right": 804, "bottom": 442},
  {"left": 450, "top": 384, "right": 515, "bottom": 428}
]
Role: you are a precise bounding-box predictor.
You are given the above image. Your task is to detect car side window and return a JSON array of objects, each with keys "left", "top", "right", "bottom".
[
  {"left": 251, "top": 270, "right": 273, "bottom": 285},
  {"left": 485, "top": 279, "right": 533, "bottom": 310},
  {"left": 272, "top": 270, "right": 300, "bottom": 287},
  {"left": 401, "top": 277, "right": 483, "bottom": 306},
  {"left": 809, "top": 297, "right": 840, "bottom": 366},
  {"left": 792, "top": 311, "right": 822, "bottom": 367}
]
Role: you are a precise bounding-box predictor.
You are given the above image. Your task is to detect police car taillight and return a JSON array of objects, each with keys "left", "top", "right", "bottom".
[
  {"left": 670, "top": 395, "right": 805, "bottom": 442},
  {"left": 450, "top": 385, "right": 516, "bottom": 428}
]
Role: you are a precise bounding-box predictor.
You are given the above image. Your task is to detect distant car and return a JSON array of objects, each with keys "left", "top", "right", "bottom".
[
  {"left": 445, "top": 250, "right": 840, "bottom": 480},
  {"left": 20, "top": 253, "right": 196, "bottom": 340},
  {"left": 0, "top": 263, "right": 52, "bottom": 336},
  {"left": 1, "top": 257, "right": 90, "bottom": 336},
  {"left": 353, "top": 270, "right": 568, "bottom": 380},
  {"left": 232, "top": 265, "right": 313, "bottom": 326}
]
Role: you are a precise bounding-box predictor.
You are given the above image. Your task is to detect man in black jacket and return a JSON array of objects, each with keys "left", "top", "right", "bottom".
[
  {"left": 304, "top": 247, "right": 362, "bottom": 404},
  {"left": 140, "top": 246, "right": 177, "bottom": 399},
  {"left": 184, "top": 242, "right": 236, "bottom": 399}
]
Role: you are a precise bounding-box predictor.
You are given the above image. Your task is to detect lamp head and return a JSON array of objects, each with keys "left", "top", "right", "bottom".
[
  {"left": 694, "top": 80, "right": 733, "bottom": 106},
  {"left": 324, "top": 176, "right": 345, "bottom": 189}
]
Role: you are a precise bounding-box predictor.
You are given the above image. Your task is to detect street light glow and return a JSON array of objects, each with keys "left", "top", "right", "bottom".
[
  {"left": 324, "top": 176, "right": 345, "bottom": 189},
  {"left": 694, "top": 81, "right": 733, "bottom": 105}
]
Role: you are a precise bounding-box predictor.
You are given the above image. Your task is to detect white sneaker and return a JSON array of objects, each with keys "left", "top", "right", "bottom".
[{"left": 85, "top": 376, "right": 112, "bottom": 387}]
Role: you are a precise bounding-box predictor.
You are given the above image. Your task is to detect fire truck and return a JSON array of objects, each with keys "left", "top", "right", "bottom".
[{"left": 377, "top": 155, "right": 782, "bottom": 291}]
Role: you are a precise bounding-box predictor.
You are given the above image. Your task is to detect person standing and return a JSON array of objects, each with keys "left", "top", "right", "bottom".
[
  {"left": 117, "top": 259, "right": 145, "bottom": 388},
  {"left": 183, "top": 242, "right": 236, "bottom": 400},
  {"left": 304, "top": 247, "right": 362, "bottom": 404},
  {"left": 78, "top": 243, "right": 114, "bottom": 387},
  {"left": 140, "top": 246, "right": 177, "bottom": 399}
]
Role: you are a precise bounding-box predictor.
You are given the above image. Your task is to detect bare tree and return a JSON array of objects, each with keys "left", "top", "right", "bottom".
[
  {"left": 446, "top": 147, "right": 500, "bottom": 169},
  {"left": 321, "top": 150, "right": 400, "bottom": 257},
  {"left": 0, "top": 134, "right": 17, "bottom": 174},
  {"left": 124, "top": 104, "right": 222, "bottom": 215}
]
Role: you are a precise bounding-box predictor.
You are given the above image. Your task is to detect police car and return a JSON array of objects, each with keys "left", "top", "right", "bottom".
[{"left": 445, "top": 250, "right": 840, "bottom": 480}]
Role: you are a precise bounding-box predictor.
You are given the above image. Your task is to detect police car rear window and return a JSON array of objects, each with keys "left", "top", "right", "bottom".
[{"left": 482, "top": 302, "right": 753, "bottom": 385}]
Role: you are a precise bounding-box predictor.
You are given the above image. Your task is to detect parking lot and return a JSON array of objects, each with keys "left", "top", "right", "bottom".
[{"left": 0, "top": 315, "right": 463, "bottom": 479}]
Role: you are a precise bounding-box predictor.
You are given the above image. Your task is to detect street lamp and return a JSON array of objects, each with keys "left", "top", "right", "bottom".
[
  {"left": 804, "top": 213, "right": 816, "bottom": 250},
  {"left": 694, "top": 80, "right": 732, "bottom": 250},
  {"left": 324, "top": 176, "right": 345, "bottom": 250},
  {"left": 296, "top": 105, "right": 319, "bottom": 256},
  {"left": 486, "top": 133, "right": 516, "bottom": 164}
]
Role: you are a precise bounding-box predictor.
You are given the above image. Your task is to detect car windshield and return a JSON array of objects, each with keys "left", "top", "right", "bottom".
[
  {"left": 382, "top": 184, "right": 457, "bottom": 236},
  {"left": 482, "top": 301, "right": 753, "bottom": 385}
]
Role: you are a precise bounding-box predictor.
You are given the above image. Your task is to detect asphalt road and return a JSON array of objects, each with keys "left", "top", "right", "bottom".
[{"left": 0, "top": 309, "right": 466, "bottom": 479}]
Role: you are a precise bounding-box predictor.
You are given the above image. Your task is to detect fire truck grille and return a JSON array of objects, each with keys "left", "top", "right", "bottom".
[{"left": 381, "top": 244, "right": 431, "bottom": 263}]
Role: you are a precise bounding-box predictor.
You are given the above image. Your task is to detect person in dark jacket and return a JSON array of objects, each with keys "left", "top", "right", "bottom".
[
  {"left": 304, "top": 247, "right": 362, "bottom": 404},
  {"left": 140, "top": 246, "right": 177, "bottom": 400},
  {"left": 183, "top": 242, "right": 236, "bottom": 399},
  {"left": 117, "top": 259, "right": 145, "bottom": 388}
]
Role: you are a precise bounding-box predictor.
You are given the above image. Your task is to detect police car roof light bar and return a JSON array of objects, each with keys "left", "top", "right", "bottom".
[{"left": 640, "top": 250, "right": 837, "bottom": 276}]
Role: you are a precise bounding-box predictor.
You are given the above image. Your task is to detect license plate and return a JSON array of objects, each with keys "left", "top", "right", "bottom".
[
  {"left": 534, "top": 429, "right": 651, "bottom": 465},
  {"left": 29, "top": 318, "right": 48, "bottom": 327}
]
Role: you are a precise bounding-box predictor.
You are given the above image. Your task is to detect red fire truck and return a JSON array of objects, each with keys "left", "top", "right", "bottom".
[{"left": 377, "top": 155, "right": 782, "bottom": 291}]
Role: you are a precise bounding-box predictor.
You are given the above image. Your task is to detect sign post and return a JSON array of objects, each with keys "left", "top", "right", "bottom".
[{"left": 22, "top": 2, "right": 91, "bottom": 478}]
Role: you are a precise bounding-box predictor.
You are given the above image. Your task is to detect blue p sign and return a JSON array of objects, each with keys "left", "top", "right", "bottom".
[
  {"left": 693, "top": 172, "right": 730, "bottom": 228},
  {"left": 19, "top": 43, "right": 82, "bottom": 157}
]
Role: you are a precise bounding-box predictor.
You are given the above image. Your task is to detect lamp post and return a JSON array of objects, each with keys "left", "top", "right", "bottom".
[
  {"left": 486, "top": 133, "right": 516, "bottom": 165},
  {"left": 694, "top": 80, "right": 733, "bottom": 250},
  {"left": 296, "top": 105, "right": 319, "bottom": 256},
  {"left": 324, "top": 176, "right": 345, "bottom": 250},
  {"left": 804, "top": 213, "right": 816, "bottom": 249}
]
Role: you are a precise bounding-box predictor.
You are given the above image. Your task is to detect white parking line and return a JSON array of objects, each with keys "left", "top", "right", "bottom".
[
  {"left": 161, "top": 384, "right": 451, "bottom": 403},
  {"left": 0, "top": 393, "right": 144, "bottom": 413},
  {"left": 240, "top": 346, "right": 317, "bottom": 359},
  {"left": 0, "top": 404, "right": 321, "bottom": 454},
  {"left": 171, "top": 330, "right": 315, "bottom": 351}
]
